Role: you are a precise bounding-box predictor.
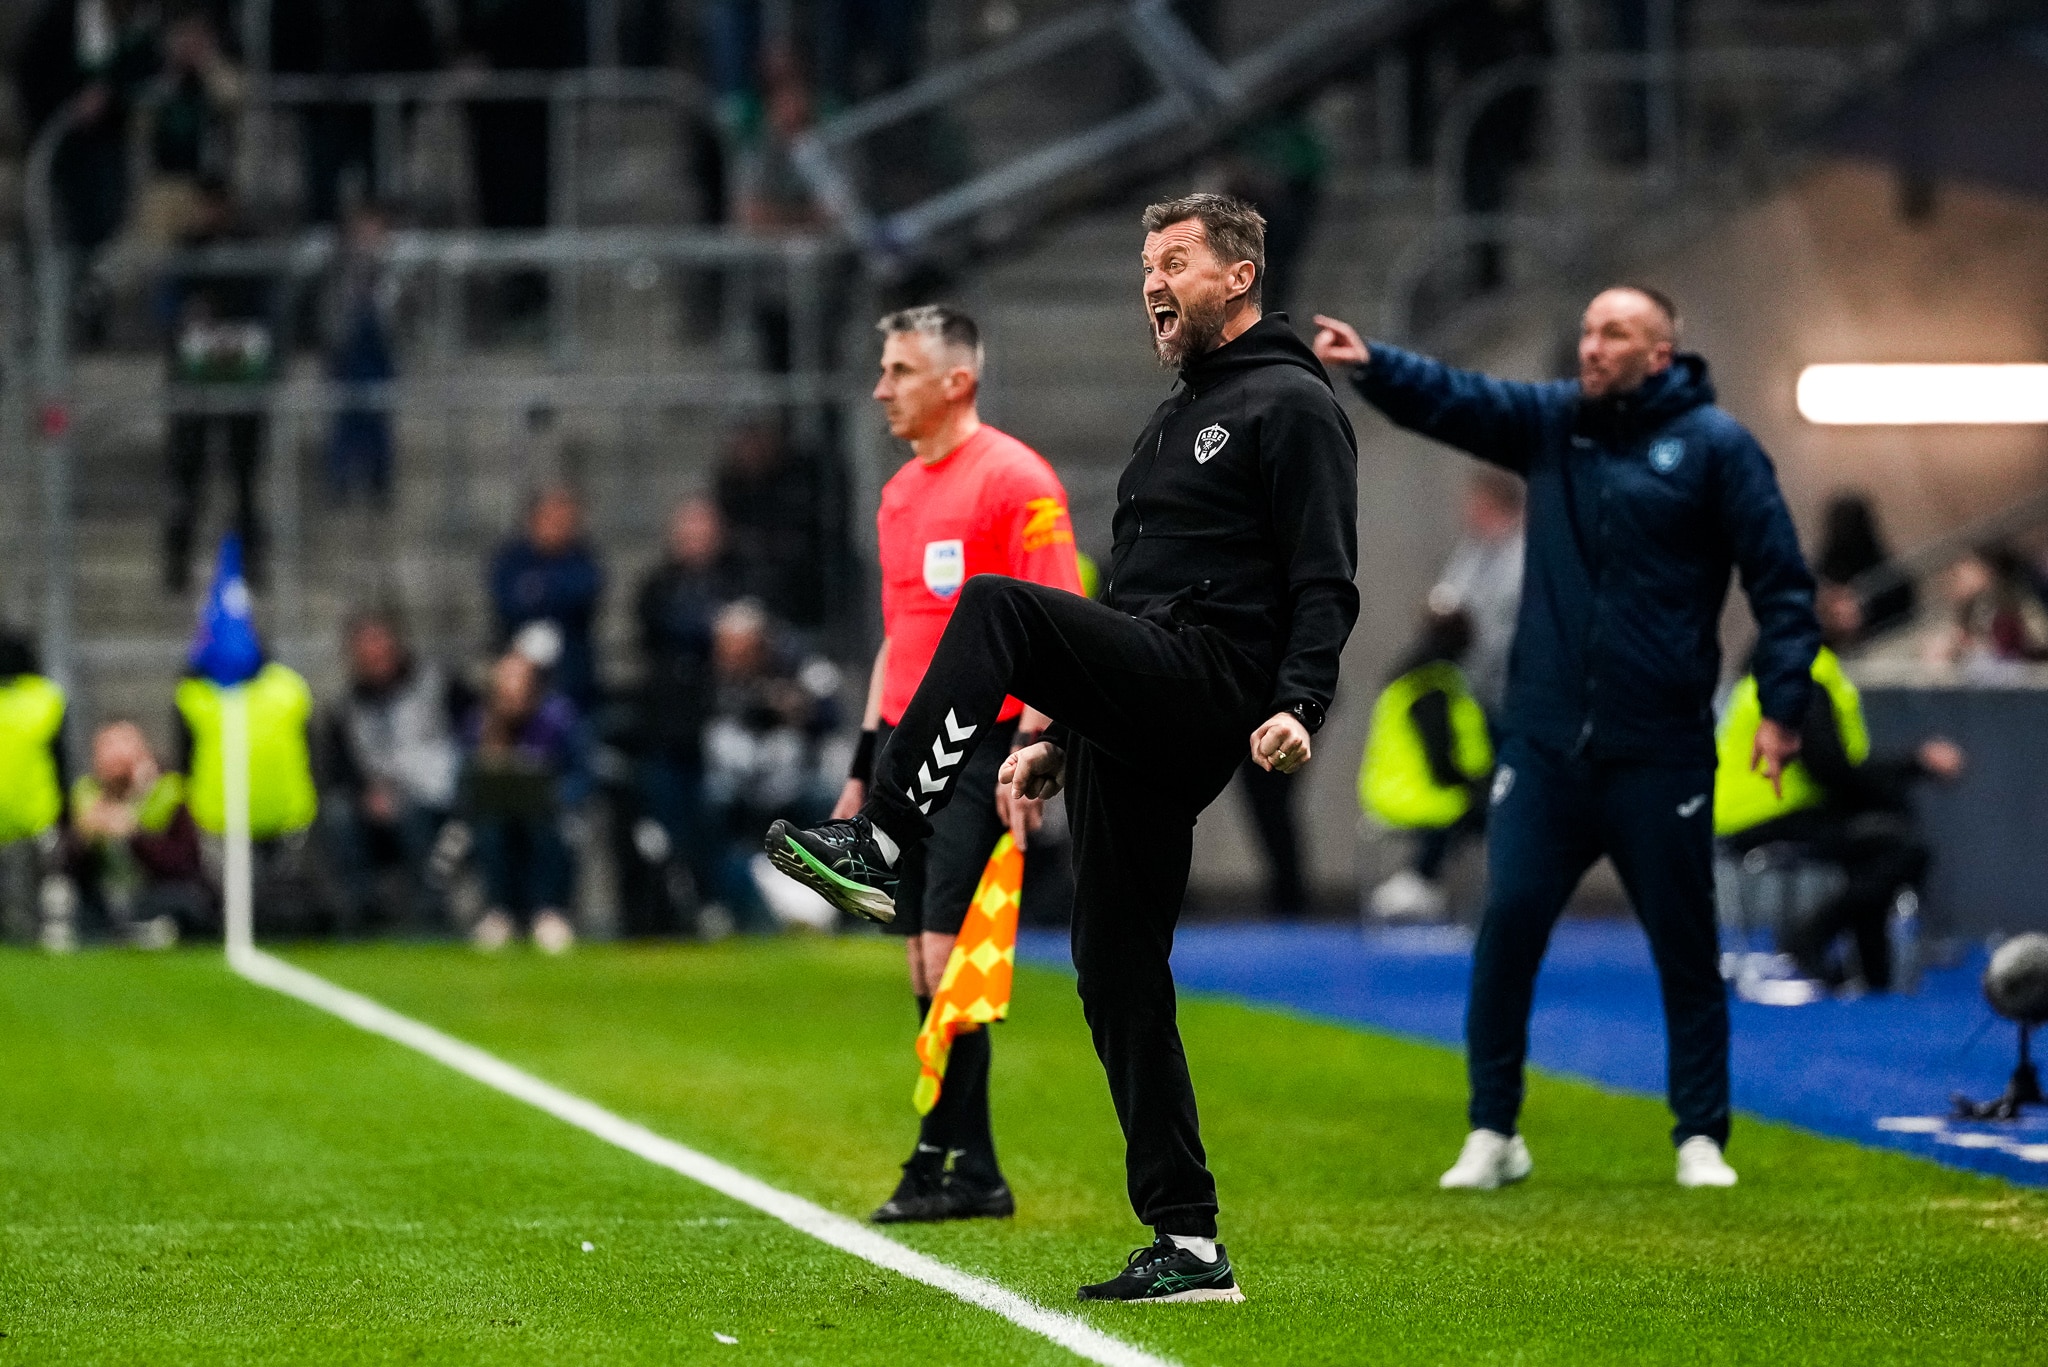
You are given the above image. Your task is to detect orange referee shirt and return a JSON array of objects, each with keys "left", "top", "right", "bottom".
[{"left": 876, "top": 424, "right": 1082, "bottom": 727}]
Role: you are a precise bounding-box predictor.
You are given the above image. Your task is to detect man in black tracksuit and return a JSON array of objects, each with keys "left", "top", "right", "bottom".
[
  {"left": 1314, "top": 288, "right": 1818, "bottom": 1190},
  {"left": 770, "top": 194, "right": 1358, "bottom": 1302}
]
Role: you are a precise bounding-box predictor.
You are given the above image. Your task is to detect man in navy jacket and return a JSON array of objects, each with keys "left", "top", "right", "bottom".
[{"left": 1314, "top": 288, "right": 1818, "bottom": 1190}]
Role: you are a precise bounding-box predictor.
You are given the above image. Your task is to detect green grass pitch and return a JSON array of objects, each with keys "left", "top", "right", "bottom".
[{"left": 4, "top": 938, "right": 2046, "bottom": 1364}]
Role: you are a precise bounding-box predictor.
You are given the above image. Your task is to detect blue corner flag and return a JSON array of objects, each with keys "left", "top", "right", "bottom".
[{"left": 189, "top": 534, "right": 263, "bottom": 687}]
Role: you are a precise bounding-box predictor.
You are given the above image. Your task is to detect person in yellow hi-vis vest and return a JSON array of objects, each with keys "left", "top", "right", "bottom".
[
  {"left": 1716, "top": 645, "right": 1963, "bottom": 990},
  {"left": 175, "top": 659, "right": 318, "bottom": 924},
  {"left": 69, "top": 720, "right": 210, "bottom": 944},
  {"left": 1361, "top": 607, "right": 1494, "bottom": 922},
  {"left": 0, "top": 629, "right": 70, "bottom": 947}
]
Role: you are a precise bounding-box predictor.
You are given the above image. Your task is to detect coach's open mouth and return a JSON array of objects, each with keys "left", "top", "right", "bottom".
[{"left": 1151, "top": 302, "right": 1181, "bottom": 344}]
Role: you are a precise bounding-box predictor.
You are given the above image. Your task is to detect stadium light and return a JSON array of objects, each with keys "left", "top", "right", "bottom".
[{"left": 1797, "top": 364, "right": 2048, "bottom": 425}]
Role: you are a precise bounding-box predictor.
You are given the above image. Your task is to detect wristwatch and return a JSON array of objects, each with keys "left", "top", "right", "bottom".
[{"left": 1285, "top": 699, "right": 1326, "bottom": 735}]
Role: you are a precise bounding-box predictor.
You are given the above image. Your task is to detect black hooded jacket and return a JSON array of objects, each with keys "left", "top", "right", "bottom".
[{"left": 1105, "top": 314, "right": 1360, "bottom": 726}]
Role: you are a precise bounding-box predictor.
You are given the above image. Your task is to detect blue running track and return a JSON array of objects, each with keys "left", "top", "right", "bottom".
[{"left": 1017, "top": 920, "right": 2048, "bottom": 1185}]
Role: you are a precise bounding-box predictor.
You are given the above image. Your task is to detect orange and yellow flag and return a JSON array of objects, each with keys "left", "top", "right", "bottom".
[{"left": 912, "top": 834, "right": 1023, "bottom": 1114}]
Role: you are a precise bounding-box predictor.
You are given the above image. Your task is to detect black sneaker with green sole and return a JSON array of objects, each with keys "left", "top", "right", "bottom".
[
  {"left": 764, "top": 815, "right": 898, "bottom": 924},
  {"left": 1077, "top": 1236, "right": 1245, "bottom": 1303}
]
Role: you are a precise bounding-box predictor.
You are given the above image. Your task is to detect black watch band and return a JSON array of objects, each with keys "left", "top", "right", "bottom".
[{"left": 1285, "top": 700, "right": 1326, "bottom": 735}]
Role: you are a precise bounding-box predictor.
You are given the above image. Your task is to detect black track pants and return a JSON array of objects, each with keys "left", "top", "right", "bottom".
[
  {"left": 1739, "top": 811, "right": 1927, "bottom": 992},
  {"left": 1467, "top": 735, "right": 1729, "bottom": 1147},
  {"left": 868, "top": 575, "right": 1272, "bottom": 1235}
]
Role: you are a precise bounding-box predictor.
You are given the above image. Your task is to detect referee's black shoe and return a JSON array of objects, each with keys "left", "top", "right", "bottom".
[
  {"left": 1077, "top": 1237, "right": 1245, "bottom": 1303},
  {"left": 870, "top": 1158, "right": 947, "bottom": 1223},
  {"left": 871, "top": 1164, "right": 1016, "bottom": 1223},
  {"left": 764, "top": 814, "right": 897, "bottom": 924}
]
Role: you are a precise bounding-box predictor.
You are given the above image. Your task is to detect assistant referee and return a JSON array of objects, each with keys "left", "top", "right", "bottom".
[
  {"left": 838, "top": 304, "right": 1083, "bottom": 1224},
  {"left": 1313, "top": 288, "right": 1819, "bottom": 1190},
  {"left": 771, "top": 193, "right": 1359, "bottom": 1302}
]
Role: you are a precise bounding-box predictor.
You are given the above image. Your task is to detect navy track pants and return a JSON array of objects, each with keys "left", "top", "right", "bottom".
[{"left": 1467, "top": 735, "right": 1730, "bottom": 1147}]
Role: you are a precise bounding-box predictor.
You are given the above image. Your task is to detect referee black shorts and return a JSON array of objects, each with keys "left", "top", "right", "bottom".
[{"left": 876, "top": 715, "right": 1017, "bottom": 938}]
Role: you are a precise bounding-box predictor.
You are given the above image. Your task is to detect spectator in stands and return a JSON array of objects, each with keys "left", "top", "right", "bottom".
[
  {"left": 322, "top": 611, "right": 462, "bottom": 929},
  {"left": 1717, "top": 648, "right": 1965, "bottom": 992},
  {"left": 489, "top": 486, "right": 605, "bottom": 709},
  {"left": 271, "top": 0, "right": 439, "bottom": 225},
  {"left": 815, "top": 0, "right": 924, "bottom": 114},
  {"left": 1330, "top": 469, "right": 1522, "bottom": 921},
  {"left": 322, "top": 200, "right": 401, "bottom": 508},
  {"left": 0, "top": 628, "right": 71, "bottom": 947},
  {"left": 17, "top": 0, "right": 160, "bottom": 267},
  {"left": 734, "top": 43, "right": 826, "bottom": 233},
  {"left": 703, "top": 0, "right": 764, "bottom": 151},
  {"left": 1920, "top": 543, "right": 2048, "bottom": 669},
  {"left": 460, "top": 647, "right": 587, "bottom": 953},
  {"left": 1435, "top": 467, "right": 1526, "bottom": 716},
  {"left": 457, "top": 0, "right": 587, "bottom": 320},
  {"left": 1814, "top": 492, "right": 1915, "bottom": 646},
  {"left": 161, "top": 176, "right": 281, "bottom": 594},
  {"left": 1215, "top": 102, "right": 1327, "bottom": 317},
  {"left": 69, "top": 720, "right": 209, "bottom": 944},
  {"left": 700, "top": 599, "right": 839, "bottom": 929},
  {"left": 634, "top": 497, "right": 745, "bottom": 902},
  {"left": 135, "top": 6, "right": 243, "bottom": 247},
  {"left": 1398, "top": 0, "right": 1550, "bottom": 291},
  {"left": 716, "top": 422, "right": 846, "bottom": 629}
]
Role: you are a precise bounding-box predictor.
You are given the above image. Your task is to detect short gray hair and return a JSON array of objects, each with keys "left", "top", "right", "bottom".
[{"left": 876, "top": 304, "right": 984, "bottom": 375}]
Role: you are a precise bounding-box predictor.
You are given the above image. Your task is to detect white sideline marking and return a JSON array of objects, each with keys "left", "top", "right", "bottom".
[{"left": 228, "top": 946, "right": 1178, "bottom": 1367}]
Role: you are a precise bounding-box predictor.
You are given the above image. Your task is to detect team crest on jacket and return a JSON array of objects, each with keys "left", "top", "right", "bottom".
[
  {"left": 1194, "top": 424, "right": 1230, "bottom": 464},
  {"left": 1648, "top": 437, "right": 1686, "bottom": 474}
]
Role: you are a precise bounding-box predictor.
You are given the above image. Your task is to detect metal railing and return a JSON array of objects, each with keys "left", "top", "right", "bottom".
[
  {"left": 237, "top": 0, "right": 635, "bottom": 83},
  {"left": 230, "top": 66, "right": 714, "bottom": 222},
  {"left": 1375, "top": 0, "right": 2026, "bottom": 344},
  {"left": 795, "top": 0, "right": 1451, "bottom": 273},
  {"left": 1377, "top": 44, "right": 1895, "bottom": 339}
]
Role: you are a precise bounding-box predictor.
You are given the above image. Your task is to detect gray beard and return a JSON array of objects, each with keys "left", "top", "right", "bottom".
[{"left": 1153, "top": 298, "right": 1227, "bottom": 369}]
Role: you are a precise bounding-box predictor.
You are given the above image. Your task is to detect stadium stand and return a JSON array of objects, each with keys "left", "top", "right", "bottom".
[{"left": 0, "top": 0, "right": 2040, "bottom": 932}]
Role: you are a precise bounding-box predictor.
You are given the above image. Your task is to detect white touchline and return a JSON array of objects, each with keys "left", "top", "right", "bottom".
[{"left": 228, "top": 946, "right": 1180, "bottom": 1367}]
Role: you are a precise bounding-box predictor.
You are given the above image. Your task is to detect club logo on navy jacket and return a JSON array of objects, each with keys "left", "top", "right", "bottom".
[{"left": 1194, "top": 424, "right": 1230, "bottom": 464}]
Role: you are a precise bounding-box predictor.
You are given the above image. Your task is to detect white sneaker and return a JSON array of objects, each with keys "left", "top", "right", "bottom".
[
  {"left": 1370, "top": 870, "right": 1448, "bottom": 923},
  {"left": 1675, "top": 1136, "right": 1738, "bottom": 1187},
  {"left": 1439, "top": 1129, "right": 1533, "bottom": 1189},
  {"left": 532, "top": 909, "right": 576, "bottom": 955},
  {"left": 471, "top": 909, "right": 515, "bottom": 952}
]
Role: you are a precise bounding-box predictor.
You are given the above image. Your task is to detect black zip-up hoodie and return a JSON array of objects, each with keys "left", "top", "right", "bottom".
[{"left": 1105, "top": 314, "right": 1360, "bottom": 726}]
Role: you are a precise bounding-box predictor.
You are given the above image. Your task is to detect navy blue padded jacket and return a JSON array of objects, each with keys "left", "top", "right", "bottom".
[{"left": 1353, "top": 344, "right": 1818, "bottom": 766}]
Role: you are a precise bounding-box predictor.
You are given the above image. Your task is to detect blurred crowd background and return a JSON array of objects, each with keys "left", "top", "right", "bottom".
[{"left": 0, "top": 0, "right": 2044, "bottom": 967}]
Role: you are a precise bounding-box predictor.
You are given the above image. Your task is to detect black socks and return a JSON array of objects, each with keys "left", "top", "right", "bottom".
[{"left": 911, "top": 995, "right": 1001, "bottom": 1185}]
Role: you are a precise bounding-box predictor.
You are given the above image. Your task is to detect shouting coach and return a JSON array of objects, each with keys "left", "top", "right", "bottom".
[
  {"left": 770, "top": 194, "right": 1358, "bottom": 1302},
  {"left": 1313, "top": 289, "right": 1818, "bottom": 1190}
]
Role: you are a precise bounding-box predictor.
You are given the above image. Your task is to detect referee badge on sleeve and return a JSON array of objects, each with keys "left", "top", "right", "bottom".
[{"left": 923, "top": 539, "right": 966, "bottom": 600}]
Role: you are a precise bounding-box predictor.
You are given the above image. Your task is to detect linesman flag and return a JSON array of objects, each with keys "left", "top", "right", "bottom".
[{"left": 912, "top": 834, "right": 1023, "bottom": 1114}]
